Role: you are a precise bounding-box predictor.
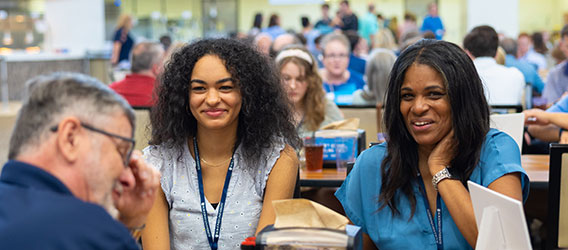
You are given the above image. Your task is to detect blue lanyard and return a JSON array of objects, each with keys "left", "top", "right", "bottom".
[
  {"left": 193, "top": 137, "right": 236, "bottom": 250},
  {"left": 418, "top": 177, "right": 443, "bottom": 250}
]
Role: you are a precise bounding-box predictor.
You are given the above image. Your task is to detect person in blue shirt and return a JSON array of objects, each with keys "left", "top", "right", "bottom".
[
  {"left": 0, "top": 73, "right": 161, "bottom": 249},
  {"left": 501, "top": 37, "right": 545, "bottom": 94},
  {"left": 420, "top": 3, "right": 445, "bottom": 40},
  {"left": 319, "top": 33, "right": 365, "bottom": 105},
  {"left": 336, "top": 40, "right": 529, "bottom": 249},
  {"left": 262, "top": 14, "right": 286, "bottom": 40},
  {"left": 525, "top": 95, "right": 568, "bottom": 144}
]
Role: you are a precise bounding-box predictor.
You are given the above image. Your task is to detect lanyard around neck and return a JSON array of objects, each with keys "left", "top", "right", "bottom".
[
  {"left": 193, "top": 137, "right": 236, "bottom": 250},
  {"left": 418, "top": 176, "right": 444, "bottom": 250}
]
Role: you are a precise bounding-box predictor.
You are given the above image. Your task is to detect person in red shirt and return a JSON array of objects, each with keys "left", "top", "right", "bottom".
[{"left": 110, "top": 42, "right": 165, "bottom": 107}]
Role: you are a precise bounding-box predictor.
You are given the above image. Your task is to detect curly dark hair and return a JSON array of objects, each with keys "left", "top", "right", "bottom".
[
  {"left": 150, "top": 38, "right": 301, "bottom": 161},
  {"left": 380, "top": 39, "right": 490, "bottom": 217}
]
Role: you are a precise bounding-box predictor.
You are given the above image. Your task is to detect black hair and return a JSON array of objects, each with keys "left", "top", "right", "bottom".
[
  {"left": 463, "top": 25, "right": 499, "bottom": 58},
  {"left": 253, "top": 13, "right": 263, "bottom": 29},
  {"left": 343, "top": 30, "right": 360, "bottom": 52},
  {"left": 301, "top": 16, "right": 310, "bottom": 28},
  {"left": 532, "top": 32, "right": 548, "bottom": 54},
  {"left": 150, "top": 38, "right": 301, "bottom": 161},
  {"left": 380, "top": 39, "right": 490, "bottom": 216},
  {"left": 268, "top": 14, "right": 279, "bottom": 27}
]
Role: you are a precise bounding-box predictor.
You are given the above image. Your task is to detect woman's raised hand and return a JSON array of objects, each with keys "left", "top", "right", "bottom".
[{"left": 428, "top": 129, "right": 457, "bottom": 176}]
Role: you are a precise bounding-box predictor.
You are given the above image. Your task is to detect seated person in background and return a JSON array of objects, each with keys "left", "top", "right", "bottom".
[
  {"left": 253, "top": 33, "right": 273, "bottom": 56},
  {"left": 319, "top": 33, "right": 365, "bottom": 105},
  {"left": 501, "top": 37, "right": 545, "bottom": 95},
  {"left": 276, "top": 46, "right": 344, "bottom": 138},
  {"left": 141, "top": 38, "right": 300, "bottom": 250},
  {"left": 524, "top": 94, "right": 568, "bottom": 144},
  {"left": 110, "top": 42, "right": 165, "bottom": 108},
  {"left": 353, "top": 48, "right": 396, "bottom": 106},
  {"left": 542, "top": 25, "right": 568, "bottom": 105},
  {"left": 270, "top": 33, "right": 302, "bottom": 58},
  {"left": 344, "top": 30, "right": 367, "bottom": 75},
  {"left": 464, "top": 25, "right": 525, "bottom": 106},
  {"left": 517, "top": 32, "right": 548, "bottom": 71},
  {"left": 262, "top": 14, "right": 286, "bottom": 40},
  {"left": 336, "top": 39, "right": 528, "bottom": 249},
  {"left": 0, "top": 73, "right": 160, "bottom": 249}
]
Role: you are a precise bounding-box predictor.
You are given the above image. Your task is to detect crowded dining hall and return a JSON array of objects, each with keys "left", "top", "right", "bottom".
[{"left": 0, "top": 0, "right": 567, "bottom": 249}]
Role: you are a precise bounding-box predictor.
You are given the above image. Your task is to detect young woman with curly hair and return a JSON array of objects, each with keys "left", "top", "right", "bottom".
[
  {"left": 141, "top": 38, "right": 301, "bottom": 250},
  {"left": 275, "top": 46, "right": 343, "bottom": 138}
]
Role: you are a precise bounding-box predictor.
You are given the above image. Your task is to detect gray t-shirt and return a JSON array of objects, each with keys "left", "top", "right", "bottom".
[{"left": 143, "top": 138, "right": 285, "bottom": 249}]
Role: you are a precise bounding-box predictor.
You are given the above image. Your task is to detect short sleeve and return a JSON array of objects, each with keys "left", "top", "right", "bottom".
[
  {"left": 253, "top": 137, "right": 286, "bottom": 197},
  {"left": 547, "top": 95, "right": 568, "bottom": 113},
  {"left": 143, "top": 145, "right": 174, "bottom": 206},
  {"left": 474, "top": 129, "right": 530, "bottom": 202},
  {"left": 113, "top": 28, "right": 122, "bottom": 42},
  {"left": 335, "top": 144, "right": 386, "bottom": 235}
]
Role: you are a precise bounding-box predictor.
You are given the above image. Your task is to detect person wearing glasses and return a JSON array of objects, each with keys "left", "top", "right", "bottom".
[
  {"left": 141, "top": 38, "right": 300, "bottom": 250},
  {"left": 319, "top": 33, "right": 365, "bottom": 105},
  {"left": 0, "top": 73, "right": 161, "bottom": 249},
  {"left": 335, "top": 40, "right": 529, "bottom": 249}
]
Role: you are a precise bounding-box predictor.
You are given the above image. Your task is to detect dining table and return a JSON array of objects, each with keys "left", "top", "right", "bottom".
[{"left": 300, "top": 154, "right": 550, "bottom": 188}]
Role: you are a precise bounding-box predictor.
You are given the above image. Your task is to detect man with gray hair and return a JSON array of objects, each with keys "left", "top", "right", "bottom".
[
  {"left": 110, "top": 41, "right": 164, "bottom": 107},
  {"left": 0, "top": 73, "right": 160, "bottom": 249}
]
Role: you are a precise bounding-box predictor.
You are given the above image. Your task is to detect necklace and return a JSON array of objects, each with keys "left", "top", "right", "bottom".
[{"left": 200, "top": 157, "right": 232, "bottom": 167}]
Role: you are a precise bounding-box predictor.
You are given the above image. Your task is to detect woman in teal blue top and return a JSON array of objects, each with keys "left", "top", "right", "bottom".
[{"left": 335, "top": 39, "right": 529, "bottom": 249}]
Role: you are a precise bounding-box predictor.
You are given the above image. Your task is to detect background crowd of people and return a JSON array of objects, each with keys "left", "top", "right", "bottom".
[{"left": 3, "top": 1, "right": 568, "bottom": 249}]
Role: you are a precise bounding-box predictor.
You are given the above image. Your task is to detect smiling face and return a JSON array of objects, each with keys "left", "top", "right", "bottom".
[
  {"left": 281, "top": 61, "right": 308, "bottom": 106},
  {"left": 189, "top": 55, "right": 242, "bottom": 132},
  {"left": 400, "top": 63, "right": 452, "bottom": 148}
]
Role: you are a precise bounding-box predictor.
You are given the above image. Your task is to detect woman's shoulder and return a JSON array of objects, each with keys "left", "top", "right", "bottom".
[
  {"left": 143, "top": 142, "right": 177, "bottom": 158},
  {"left": 142, "top": 141, "right": 186, "bottom": 170},
  {"left": 483, "top": 128, "right": 518, "bottom": 151},
  {"left": 323, "top": 98, "right": 344, "bottom": 121},
  {"left": 353, "top": 143, "right": 388, "bottom": 173}
]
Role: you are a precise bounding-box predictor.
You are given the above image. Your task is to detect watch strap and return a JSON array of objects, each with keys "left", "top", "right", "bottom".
[{"left": 432, "top": 167, "right": 452, "bottom": 191}]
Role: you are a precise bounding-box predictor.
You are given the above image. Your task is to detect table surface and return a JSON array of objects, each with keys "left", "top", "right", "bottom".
[{"left": 300, "top": 154, "right": 550, "bottom": 187}]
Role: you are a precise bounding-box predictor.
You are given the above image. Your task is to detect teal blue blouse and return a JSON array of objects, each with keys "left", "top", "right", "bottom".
[{"left": 335, "top": 129, "right": 530, "bottom": 249}]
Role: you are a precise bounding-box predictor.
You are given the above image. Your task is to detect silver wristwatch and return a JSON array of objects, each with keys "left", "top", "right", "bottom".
[{"left": 432, "top": 167, "right": 452, "bottom": 191}]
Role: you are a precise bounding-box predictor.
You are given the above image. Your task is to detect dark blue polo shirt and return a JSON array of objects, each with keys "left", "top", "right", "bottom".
[{"left": 0, "top": 160, "right": 139, "bottom": 250}]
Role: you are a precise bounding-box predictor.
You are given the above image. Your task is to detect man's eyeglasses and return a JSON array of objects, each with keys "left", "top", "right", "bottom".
[
  {"left": 50, "top": 122, "right": 136, "bottom": 167},
  {"left": 324, "top": 53, "right": 349, "bottom": 59}
]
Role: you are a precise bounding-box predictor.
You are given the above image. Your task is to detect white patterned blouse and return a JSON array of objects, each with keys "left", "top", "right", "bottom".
[{"left": 143, "top": 138, "right": 285, "bottom": 250}]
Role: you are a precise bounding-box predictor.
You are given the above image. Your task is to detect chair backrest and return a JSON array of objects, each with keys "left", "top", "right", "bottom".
[
  {"left": 338, "top": 105, "right": 378, "bottom": 149},
  {"left": 133, "top": 108, "right": 151, "bottom": 151},
  {"left": 490, "top": 105, "right": 523, "bottom": 114},
  {"left": 490, "top": 113, "right": 524, "bottom": 153},
  {"left": 547, "top": 143, "right": 568, "bottom": 250},
  {"left": 523, "top": 83, "right": 533, "bottom": 110},
  {"left": 0, "top": 102, "right": 22, "bottom": 172}
]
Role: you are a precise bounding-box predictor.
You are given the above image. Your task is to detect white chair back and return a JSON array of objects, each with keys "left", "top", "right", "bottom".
[{"left": 490, "top": 113, "right": 525, "bottom": 153}]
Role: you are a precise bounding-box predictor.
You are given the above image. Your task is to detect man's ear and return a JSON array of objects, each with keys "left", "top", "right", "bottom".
[{"left": 55, "top": 117, "right": 83, "bottom": 164}]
